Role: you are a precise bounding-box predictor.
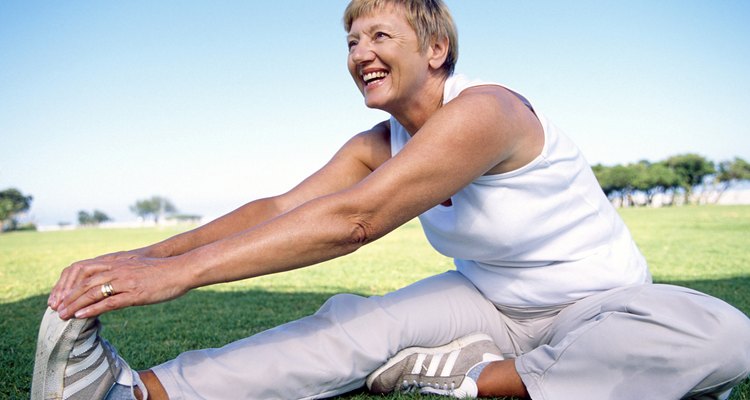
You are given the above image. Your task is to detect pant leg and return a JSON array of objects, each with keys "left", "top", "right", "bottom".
[
  {"left": 150, "top": 271, "right": 507, "bottom": 400},
  {"left": 515, "top": 284, "right": 750, "bottom": 400}
]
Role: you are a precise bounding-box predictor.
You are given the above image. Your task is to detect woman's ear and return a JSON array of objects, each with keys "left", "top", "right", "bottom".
[{"left": 428, "top": 36, "right": 449, "bottom": 71}]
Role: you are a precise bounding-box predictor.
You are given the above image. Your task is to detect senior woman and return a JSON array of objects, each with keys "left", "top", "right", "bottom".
[{"left": 33, "top": 0, "right": 750, "bottom": 399}]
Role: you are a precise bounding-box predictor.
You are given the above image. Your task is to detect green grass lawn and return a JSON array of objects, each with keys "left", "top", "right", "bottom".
[{"left": 1, "top": 205, "right": 748, "bottom": 399}]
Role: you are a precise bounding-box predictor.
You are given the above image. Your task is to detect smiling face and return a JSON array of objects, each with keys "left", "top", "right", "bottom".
[{"left": 346, "top": 4, "right": 442, "bottom": 114}]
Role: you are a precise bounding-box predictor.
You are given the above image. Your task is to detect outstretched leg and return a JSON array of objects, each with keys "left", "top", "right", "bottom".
[{"left": 150, "top": 271, "right": 507, "bottom": 399}]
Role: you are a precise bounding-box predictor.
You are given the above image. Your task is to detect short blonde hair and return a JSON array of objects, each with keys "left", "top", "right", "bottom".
[{"left": 343, "top": 0, "right": 458, "bottom": 76}]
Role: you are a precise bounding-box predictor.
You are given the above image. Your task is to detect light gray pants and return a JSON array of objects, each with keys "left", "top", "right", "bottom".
[{"left": 151, "top": 271, "right": 750, "bottom": 399}]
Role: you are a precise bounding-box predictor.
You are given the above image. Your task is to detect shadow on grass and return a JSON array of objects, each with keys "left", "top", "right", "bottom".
[
  {"left": 2, "top": 277, "right": 748, "bottom": 399},
  {"left": 0, "top": 289, "right": 347, "bottom": 399},
  {"left": 655, "top": 276, "right": 750, "bottom": 316}
]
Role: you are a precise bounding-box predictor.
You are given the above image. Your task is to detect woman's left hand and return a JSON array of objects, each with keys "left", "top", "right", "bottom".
[{"left": 53, "top": 255, "right": 188, "bottom": 320}]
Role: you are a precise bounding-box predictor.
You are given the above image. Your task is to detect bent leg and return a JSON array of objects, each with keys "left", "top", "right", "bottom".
[
  {"left": 516, "top": 284, "right": 750, "bottom": 400},
  {"left": 151, "top": 271, "right": 506, "bottom": 399}
]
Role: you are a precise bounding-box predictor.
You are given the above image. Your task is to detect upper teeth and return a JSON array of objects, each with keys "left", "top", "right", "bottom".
[{"left": 363, "top": 71, "right": 388, "bottom": 82}]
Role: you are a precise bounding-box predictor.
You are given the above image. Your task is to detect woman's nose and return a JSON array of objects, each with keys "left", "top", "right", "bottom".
[{"left": 350, "top": 42, "right": 375, "bottom": 64}]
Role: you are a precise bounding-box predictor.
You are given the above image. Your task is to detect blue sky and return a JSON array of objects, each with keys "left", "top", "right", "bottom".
[{"left": 2, "top": 1, "right": 749, "bottom": 226}]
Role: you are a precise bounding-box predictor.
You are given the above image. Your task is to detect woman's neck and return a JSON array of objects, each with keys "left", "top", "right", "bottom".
[{"left": 390, "top": 74, "right": 447, "bottom": 135}]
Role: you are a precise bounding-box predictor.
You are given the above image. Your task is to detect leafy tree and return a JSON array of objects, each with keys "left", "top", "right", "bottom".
[
  {"left": 130, "top": 196, "right": 177, "bottom": 223},
  {"left": 663, "top": 154, "right": 715, "bottom": 204},
  {"left": 78, "top": 210, "right": 112, "bottom": 226},
  {"left": 628, "top": 161, "right": 652, "bottom": 206},
  {"left": 593, "top": 163, "right": 645, "bottom": 206},
  {"left": 713, "top": 157, "right": 750, "bottom": 204},
  {"left": 609, "top": 164, "right": 640, "bottom": 206},
  {"left": 633, "top": 161, "right": 681, "bottom": 206},
  {"left": 78, "top": 211, "right": 93, "bottom": 226},
  {"left": 0, "top": 188, "right": 33, "bottom": 232},
  {"left": 93, "top": 210, "right": 111, "bottom": 224}
]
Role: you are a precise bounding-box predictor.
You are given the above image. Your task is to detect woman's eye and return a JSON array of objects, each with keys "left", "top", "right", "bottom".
[
  {"left": 347, "top": 40, "right": 358, "bottom": 51},
  {"left": 374, "top": 32, "right": 389, "bottom": 40}
]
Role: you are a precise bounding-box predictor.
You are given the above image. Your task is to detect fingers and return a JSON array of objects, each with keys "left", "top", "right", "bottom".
[
  {"left": 48, "top": 266, "right": 70, "bottom": 309},
  {"left": 48, "top": 256, "right": 184, "bottom": 320},
  {"left": 49, "top": 250, "right": 149, "bottom": 308},
  {"left": 59, "top": 279, "right": 124, "bottom": 319},
  {"left": 54, "top": 274, "right": 110, "bottom": 319},
  {"left": 48, "top": 259, "right": 112, "bottom": 315},
  {"left": 48, "top": 261, "right": 83, "bottom": 309}
]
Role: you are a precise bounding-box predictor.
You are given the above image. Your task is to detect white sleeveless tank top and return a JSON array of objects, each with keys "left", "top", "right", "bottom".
[{"left": 390, "top": 74, "right": 651, "bottom": 307}]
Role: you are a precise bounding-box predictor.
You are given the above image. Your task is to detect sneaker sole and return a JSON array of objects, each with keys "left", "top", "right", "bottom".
[
  {"left": 31, "top": 307, "right": 90, "bottom": 400},
  {"left": 365, "top": 333, "right": 494, "bottom": 390}
]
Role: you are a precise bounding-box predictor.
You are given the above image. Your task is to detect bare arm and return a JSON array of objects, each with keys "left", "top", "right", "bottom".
[
  {"left": 50, "top": 123, "right": 390, "bottom": 315},
  {"left": 108, "top": 124, "right": 392, "bottom": 260},
  {"left": 97, "top": 198, "right": 287, "bottom": 260},
  {"left": 183, "top": 86, "right": 543, "bottom": 287},
  {"left": 55, "top": 87, "right": 542, "bottom": 319}
]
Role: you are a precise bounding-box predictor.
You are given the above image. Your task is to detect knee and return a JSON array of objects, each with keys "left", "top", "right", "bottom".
[
  {"left": 701, "top": 302, "right": 750, "bottom": 385},
  {"left": 709, "top": 301, "right": 750, "bottom": 348},
  {"left": 312, "top": 293, "right": 402, "bottom": 356},
  {"left": 723, "top": 309, "right": 750, "bottom": 369},
  {"left": 315, "top": 293, "right": 384, "bottom": 325}
]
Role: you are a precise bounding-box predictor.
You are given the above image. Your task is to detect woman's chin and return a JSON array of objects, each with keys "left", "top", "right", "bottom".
[{"left": 362, "top": 95, "right": 391, "bottom": 112}]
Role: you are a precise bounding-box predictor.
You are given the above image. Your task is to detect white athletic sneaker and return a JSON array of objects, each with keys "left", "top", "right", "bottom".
[
  {"left": 366, "top": 333, "right": 504, "bottom": 398},
  {"left": 31, "top": 307, "right": 147, "bottom": 400}
]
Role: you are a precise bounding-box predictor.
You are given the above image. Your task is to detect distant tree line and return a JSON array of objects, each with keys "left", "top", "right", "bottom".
[
  {"left": 77, "top": 196, "right": 180, "bottom": 227},
  {"left": 592, "top": 154, "right": 750, "bottom": 207},
  {"left": 0, "top": 189, "right": 185, "bottom": 232},
  {"left": 3, "top": 154, "right": 746, "bottom": 233}
]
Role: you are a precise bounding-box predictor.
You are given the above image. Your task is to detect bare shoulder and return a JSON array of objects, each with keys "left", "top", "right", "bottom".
[
  {"left": 445, "top": 84, "right": 544, "bottom": 175},
  {"left": 451, "top": 84, "right": 534, "bottom": 118}
]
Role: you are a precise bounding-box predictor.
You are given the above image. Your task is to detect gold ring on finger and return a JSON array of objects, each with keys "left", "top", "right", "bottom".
[{"left": 101, "top": 282, "right": 115, "bottom": 298}]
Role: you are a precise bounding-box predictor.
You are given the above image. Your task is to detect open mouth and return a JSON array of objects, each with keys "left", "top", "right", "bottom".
[{"left": 362, "top": 70, "right": 389, "bottom": 86}]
